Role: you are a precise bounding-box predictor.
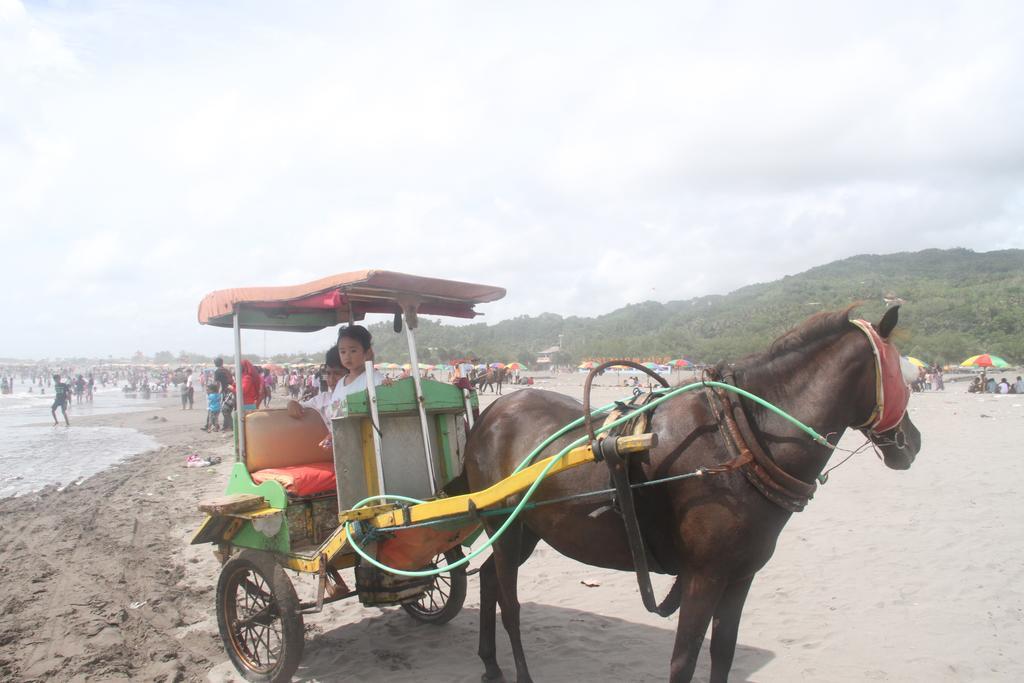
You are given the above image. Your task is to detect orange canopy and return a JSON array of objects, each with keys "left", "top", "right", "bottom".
[{"left": 198, "top": 270, "right": 505, "bottom": 332}]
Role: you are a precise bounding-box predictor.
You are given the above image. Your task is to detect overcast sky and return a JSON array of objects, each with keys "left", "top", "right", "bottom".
[{"left": 3, "top": 0, "right": 1022, "bottom": 360}]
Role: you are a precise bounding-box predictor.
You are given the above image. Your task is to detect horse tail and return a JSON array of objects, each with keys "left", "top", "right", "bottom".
[{"left": 655, "top": 576, "right": 682, "bottom": 617}]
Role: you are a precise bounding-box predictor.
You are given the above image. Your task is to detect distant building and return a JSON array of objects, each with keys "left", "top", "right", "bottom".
[{"left": 535, "top": 345, "right": 560, "bottom": 370}]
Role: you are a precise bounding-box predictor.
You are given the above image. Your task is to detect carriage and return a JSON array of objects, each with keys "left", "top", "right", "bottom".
[
  {"left": 190, "top": 270, "right": 654, "bottom": 682},
  {"left": 192, "top": 270, "right": 922, "bottom": 683}
]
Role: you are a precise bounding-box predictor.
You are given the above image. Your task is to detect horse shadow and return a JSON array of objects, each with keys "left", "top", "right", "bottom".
[{"left": 293, "top": 602, "right": 775, "bottom": 682}]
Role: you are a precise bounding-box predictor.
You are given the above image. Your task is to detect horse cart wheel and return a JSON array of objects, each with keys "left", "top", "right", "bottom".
[
  {"left": 401, "top": 547, "right": 468, "bottom": 624},
  {"left": 216, "top": 550, "right": 305, "bottom": 683}
]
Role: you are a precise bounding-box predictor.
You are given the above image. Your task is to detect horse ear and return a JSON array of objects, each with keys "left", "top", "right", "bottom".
[{"left": 877, "top": 305, "right": 899, "bottom": 339}]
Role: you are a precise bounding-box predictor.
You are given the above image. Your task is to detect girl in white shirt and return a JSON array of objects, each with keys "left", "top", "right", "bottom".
[
  {"left": 331, "top": 325, "right": 388, "bottom": 418},
  {"left": 287, "top": 346, "right": 346, "bottom": 435}
]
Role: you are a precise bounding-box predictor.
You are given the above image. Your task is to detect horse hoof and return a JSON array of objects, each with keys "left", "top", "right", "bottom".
[{"left": 481, "top": 673, "right": 505, "bottom": 683}]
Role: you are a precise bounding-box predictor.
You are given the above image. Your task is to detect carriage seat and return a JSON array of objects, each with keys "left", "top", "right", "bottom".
[{"left": 243, "top": 409, "right": 337, "bottom": 497}]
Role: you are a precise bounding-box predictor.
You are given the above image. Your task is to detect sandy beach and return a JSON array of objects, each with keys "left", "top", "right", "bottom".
[{"left": 1, "top": 375, "right": 1022, "bottom": 682}]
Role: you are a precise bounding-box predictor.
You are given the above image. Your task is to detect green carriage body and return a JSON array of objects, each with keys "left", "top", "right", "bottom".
[{"left": 206, "top": 378, "right": 477, "bottom": 556}]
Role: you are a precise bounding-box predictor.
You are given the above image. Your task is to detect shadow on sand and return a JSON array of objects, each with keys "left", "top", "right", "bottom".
[{"left": 294, "top": 602, "right": 775, "bottom": 682}]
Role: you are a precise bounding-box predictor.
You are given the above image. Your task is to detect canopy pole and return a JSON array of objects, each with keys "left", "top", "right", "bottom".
[
  {"left": 233, "top": 309, "right": 246, "bottom": 463},
  {"left": 463, "top": 389, "right": 475, "bottom": 429},
  {"left": 363, "top": 359, "right": 387, "bottom": 495},
  {"left": 404, "top": 313, "right": 438, "bottom": 495}
]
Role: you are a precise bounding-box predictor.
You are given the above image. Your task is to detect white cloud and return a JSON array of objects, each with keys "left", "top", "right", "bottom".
[{"left": 1, "top": 1, "right": 1023, "bottom": 358}]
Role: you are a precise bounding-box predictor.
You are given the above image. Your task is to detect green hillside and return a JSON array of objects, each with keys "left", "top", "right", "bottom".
[{"left": 369, "top": 248, "right": 1024, "bottom": 367}]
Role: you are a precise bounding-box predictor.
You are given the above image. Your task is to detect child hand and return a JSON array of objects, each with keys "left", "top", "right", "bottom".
[{"left": 318, "top": 435, "right": 333, "bottom": 450}]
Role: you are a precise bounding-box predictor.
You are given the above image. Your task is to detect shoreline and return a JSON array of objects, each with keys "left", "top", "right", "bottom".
[{"left": 1, "top": 384, "right": 1022, "bottom": 681}]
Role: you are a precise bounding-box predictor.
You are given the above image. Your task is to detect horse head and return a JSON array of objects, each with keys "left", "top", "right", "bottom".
[{"left": 852, "top": 305, "right": 920, "bottom": 470}]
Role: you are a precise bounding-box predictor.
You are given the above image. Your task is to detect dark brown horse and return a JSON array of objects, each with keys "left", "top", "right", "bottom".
[
  {"left": 461, "top": 306, "right": 921, "bottom": 682},
  {"left": 475, "top": 366, "right": 508, "bottom": 395}
]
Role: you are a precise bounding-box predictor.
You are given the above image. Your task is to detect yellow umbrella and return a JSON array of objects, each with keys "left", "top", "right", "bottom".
[{"left": 905, "top": 356, "right": 926, "bottom": 368}]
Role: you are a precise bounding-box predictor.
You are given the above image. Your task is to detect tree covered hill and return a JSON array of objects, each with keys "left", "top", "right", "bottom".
[{"left": 366, "top": 248, "right": 1024, "bottom": 367}]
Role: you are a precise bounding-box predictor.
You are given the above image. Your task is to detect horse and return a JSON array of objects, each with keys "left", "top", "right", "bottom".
[
  {"left": 460, "top": 306, "right": 921, "bottom": 682},
  {"left": 475, "top": 367, "right": 507, "bottom": 395}
]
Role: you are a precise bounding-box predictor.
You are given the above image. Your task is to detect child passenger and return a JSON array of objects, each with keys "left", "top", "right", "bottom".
[
  {"left": 331, "top": 325, "right": 388, "bottom": 416},
  {"left": 205, "top": 383, "right": 222, "bottom": 431},
  {"left": 287, "top": 346, "right": 347, "bottom": 437}
]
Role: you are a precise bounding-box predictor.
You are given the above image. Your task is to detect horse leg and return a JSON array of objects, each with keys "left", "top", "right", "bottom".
[
  {"left": 478, "top": 556, "right": 505, "bottom": 681},
  {"left": 478, "top": 525, "right": 540, "bottom": 682},
  {"left": 670, "top": 572, "right": 726, "bottom": 682},
  {"left": 709, "top": 576, "right": 754, "bottom": 683},
  {"left": 493, "top": 523, "right": 539, "bottom": 683}
]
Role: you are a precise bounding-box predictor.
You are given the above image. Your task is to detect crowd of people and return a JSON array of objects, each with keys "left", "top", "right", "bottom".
[
  {"left": 912, "top": 366, "right": 945, "bottom": 392},
  {"left": 967, "top": 372, "right": 1024, "bottom": 394}
]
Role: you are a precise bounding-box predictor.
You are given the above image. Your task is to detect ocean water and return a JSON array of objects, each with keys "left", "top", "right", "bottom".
[{"left": 0, "top": 383, "right": 161, "bottom": 498}]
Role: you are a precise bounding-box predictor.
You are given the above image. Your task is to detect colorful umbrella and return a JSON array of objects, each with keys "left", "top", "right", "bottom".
[
  {"left": 506, "top": 362, "right": 527, "bottom": 371},
  {"left": 434, "top": 363, "right": 452, "bottom": 371},
  {"left": 490, "top": 362, "right": 506, "bottom": 369},
  {"left": 401, "top": 363, "right": 413, "bottom": 371},
  {"left": 960, "top": 354, "right": 1010, "bottom": 369},
  {"left": 904, "top": 356, "right": 926, "bottom": 368},
  {"left": 382, "top": 362, "right": 401, "bottom": 370},
  {"left": 578, "top": 361, "right": 597, "bottom": 369},
  {"left": 667, "top": 359, "right": 692, "bottom": 368}
]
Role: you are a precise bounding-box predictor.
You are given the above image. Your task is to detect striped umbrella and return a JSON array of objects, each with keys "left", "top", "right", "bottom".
[{"left": 960, "top": 354, "right": 1010, "bottom": 368}]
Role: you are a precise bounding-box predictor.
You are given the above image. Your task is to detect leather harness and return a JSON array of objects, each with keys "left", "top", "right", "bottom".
[
  {"left": 702, "top": 370, "right": 817, "bottom": 512},
  {"left": 582, "top": 318, "right": 907, "bottom": 615}
]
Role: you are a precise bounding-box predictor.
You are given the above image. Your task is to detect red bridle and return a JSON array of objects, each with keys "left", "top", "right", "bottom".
[{"left": 850, "top": 319, "right": 910, "bottom": 434}]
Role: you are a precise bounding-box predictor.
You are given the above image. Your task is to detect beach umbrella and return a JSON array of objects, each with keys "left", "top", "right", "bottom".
[
  {"left": 904, "top": 356, "right": 927, "bottom": 368},
  {"left": 490, "top": 362, "right": 506, "bottom": 369},
  {"left": 401, "top": 363, "right": 413, "bottom": 371},
  {"left": 667, "top": 359, "right": 692, "bottom": 368},
  {"left": 419, "top": 363, "right": 435, "bottom": 370},
  {"left": 578, "top": 361, "right": 597, "bottom": 369},
  {"left": 383, "top": 362, "right": 401, "bottom": 370},
  {"left": 960, "top": 354, "right": 1010, "bottom": 369},
  {"left": 641, "top": 362, "right": 658, "bottom": 369},
  {"left": 434, "top": 363, "right": 452, "bottom": 371},
  {"left": 506, "top": 362, "right": 527, "bottom": 371}
]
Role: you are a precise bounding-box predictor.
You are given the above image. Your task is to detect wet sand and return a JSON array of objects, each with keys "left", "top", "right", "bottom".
[{"left": 1, "top": 376, "right": 1022, "bottom": 681}]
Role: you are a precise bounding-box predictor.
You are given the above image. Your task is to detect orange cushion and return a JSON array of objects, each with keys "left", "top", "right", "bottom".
[{"left": 251, "top": 462, "right": 336, "bottom": 497}]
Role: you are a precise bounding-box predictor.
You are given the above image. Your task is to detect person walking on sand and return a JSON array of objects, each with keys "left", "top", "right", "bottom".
[
  {"left": 204, "top": 383, "right": 222, "bottom": 431},
  {"left": 185, "top": 368, "right": 196, "bottom": 409},
  {"left": 51, "top": 374, "right": 71, "bottom": 426},
  {"left": 240, "top": 360, "right": 263, "bottom": 413},
  {"left": 213, "top": 357, "right": 232, "bottom": 393}
]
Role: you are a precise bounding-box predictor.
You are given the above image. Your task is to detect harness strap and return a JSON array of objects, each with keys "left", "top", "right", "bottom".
[
  {"left": 598, "top": 390, "right": 673, "bottom": 575},
  {"left": 706, "top": 371, "right": 816, "bottom": 513},
  {"left": 583, "top": 361, "right": 680, "bottom": 617}
]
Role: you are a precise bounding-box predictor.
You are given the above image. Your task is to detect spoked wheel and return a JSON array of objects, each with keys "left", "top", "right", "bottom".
[
  {"left": 401, "top": 547, "right": 468, "bottom": 624},
  {"left": 216, "top": 550, "right": 304, "bottom": 683}
]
